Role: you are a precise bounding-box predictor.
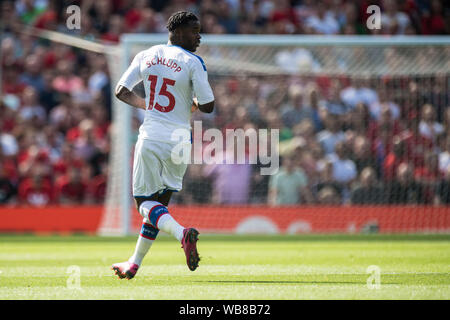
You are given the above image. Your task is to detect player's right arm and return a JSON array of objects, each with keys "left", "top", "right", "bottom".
[
  {"left": 115, "top": 51, "right": 146, "bottom": 110},
  {"left": 115, "top": 85, "right": 146, "bottom": 110}
]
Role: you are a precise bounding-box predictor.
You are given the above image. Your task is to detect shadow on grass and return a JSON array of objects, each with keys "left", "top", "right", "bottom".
[{"left": 193, "top": 280, "right": 391, "bottom": 285}]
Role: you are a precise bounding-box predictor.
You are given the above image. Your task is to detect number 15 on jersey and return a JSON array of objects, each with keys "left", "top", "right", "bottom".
[{"left": 147, "top": 75, "right": 176, "bottom": 113}]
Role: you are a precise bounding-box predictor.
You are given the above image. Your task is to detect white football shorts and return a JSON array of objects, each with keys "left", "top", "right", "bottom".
[{"left": 132, "top": 138, "right": 190, "bottom": 197}]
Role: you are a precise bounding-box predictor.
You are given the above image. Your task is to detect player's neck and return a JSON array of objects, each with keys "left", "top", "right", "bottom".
[{"left": 167, "top": 39, "right": 190, "bottom": 52}]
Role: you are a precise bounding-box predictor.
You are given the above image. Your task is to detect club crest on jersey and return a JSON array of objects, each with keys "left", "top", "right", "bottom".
[{"left": 146, "top": 57, "right": 182, "bottom": 72}]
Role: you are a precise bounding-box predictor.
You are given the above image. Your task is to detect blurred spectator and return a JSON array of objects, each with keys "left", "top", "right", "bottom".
[
  {"left": 324, "top": 83, "right": 347, "bottom": 116},
  {"left": 419, "top": 104, "right": 444, "bottom": 143},
  {"left": 316, "top": 111, "right": 345, "bottom": 154},
  {"left": 304, "top": 1, "right": 339, "bottom": 35},
  {"left": 326, "top": 141, "right": 357, "bottom": 183},
  {"left": 436, "top": 166, "right": 450, "bottom": 204},
  {"left": 15, "top": 0, "right": 47, "bottom": 25},
  {"left": 268, "top": 0, "right": 300, "bottom": 34},
  {"left": 439, "top": 135, "right": 450, "bottom": 173},
  {"left": 0, "top": 163, "right": 16, "bottom": 204},
  {"left": 421, "top": 0, "right": 447, "bottom": 35},
  {"left": 350, "top": 167, "right": 386, "bottom": 205},
  {"left": 268, "top": 154, "right": 311, "bottom": 205},
  {"left": 325, "top": 140, "right": 357, "bottom": 201},
  {"left": 414, "top": 151, "right": 442, "bottom": 203},
  {"left": 18, "top": 167, "right": 54, "bottom": 206},
  {"left": 383, "top": 136, "right": 408, "bottom": 181},
  {"left": 367, "top": 105, "right": 402, "bottom": 152},
  {"left": 55, "top": 166, "right": 87, "bottom": 204},
  {"left": 388, "top": 163, "right": 425, "bottom": 204},
  {"left": 88, "top": 162, "right": 108, "bottom": 204},
  {"left": 203, "top": 136, "right": 252, "bottom": 204},
  {"left": 20, "top": 86, "right": 46, "bottom": 124},
  {"left": 317, "top": 186, "right": 341, "bottom": 205},
  {"left": 280, "top": 85, "right": 314, "bottom": 129},
  {"left": 51, "top": 60, "right": 84, "bottom": 94},
  {"left": 399, "top": 113, "right": 434, "bottom": 168},
  {"left": 369, "top": 89, "right": 400, "bottom": 121},
  {"left": 19, "top": 54, "right": 45, "bottom": 92},
  {"left": 380, "top": 0, "right": 412, "bottom": 35},
  {"left": 39, "top": 70, "right": 59, "bottom": 113},
  {"left": 352, "top": 135, "right": 381, "bottom": 177},
  {"left": 314, "top": 160, "right": 343, "bottom": 203},
  {"left": 346, "top": 102, "right": 372, "bottom": 139},
  {"left": 340, "top": 79, "right": 379, "bottom": 110},
  {"left": 73, "top": 119, "right": 99, "bottom": 161}
]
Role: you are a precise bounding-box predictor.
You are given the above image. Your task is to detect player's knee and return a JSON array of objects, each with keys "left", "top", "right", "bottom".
[
  {"left": 137, "top": 200, "right": 169, "bottom": 227},
  {"left": 134, "top": 194, "right": 158, "bottom": 214}
]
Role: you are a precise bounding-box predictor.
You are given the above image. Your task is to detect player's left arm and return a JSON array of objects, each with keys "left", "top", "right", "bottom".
[{"left": 191, "top": 59, "right": 215, "bottom": 113}]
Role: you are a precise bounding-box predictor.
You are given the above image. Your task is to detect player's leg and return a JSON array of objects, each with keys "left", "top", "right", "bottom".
[
  {"left": 112, "top": 197, "right": 163, "bottom": 280},
  {"left": 128, "top": 195, "right": 160, "bottom": 264},
  {"left": 160, "top": 146, "right": 200, "bottom": 271},
  {"left": 137, "top": 190, "right": 184, "bottom": 242},
  {"left": 138, "top": 189, "right": 200, "bottom": 271},
  {"left": 112, "top": 139, "right": 163, "bottom": 279}
]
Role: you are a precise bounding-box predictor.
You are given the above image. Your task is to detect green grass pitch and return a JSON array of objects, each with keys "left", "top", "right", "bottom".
[{"left": 0, "top": 234, "right": 449, "bottom": 299}]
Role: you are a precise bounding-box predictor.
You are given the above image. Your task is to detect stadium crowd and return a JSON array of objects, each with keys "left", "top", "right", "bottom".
[{"left": 0, "top": 0, "right": 449, "bottom": 206}]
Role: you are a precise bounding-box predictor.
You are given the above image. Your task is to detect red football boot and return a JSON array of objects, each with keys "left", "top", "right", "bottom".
[
  {"left": 181, "top": 228, "right": 200, "bottom": 271},
  {"left": 111, "top": 261, "right": 139, "bottom": 280}
]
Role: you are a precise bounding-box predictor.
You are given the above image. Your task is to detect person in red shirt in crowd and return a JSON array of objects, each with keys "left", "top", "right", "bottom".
[
  {"left": 398, "top": 112, "right": 434, "bottom": 168},
  {"left": 18, "top": 144, "right": 51, "bottom": 179},
  {"left": 55, "top": 166, "right": 87, "bottom": 204},
  {"left": 101, "top": 15, "right": 124, "bottom": 43},
  {"left": 123, "top": 0, "right": 149, "bottom": 32},
  {"left": 0, "top": 155, "right": 17, "bottom": 187},
  {"left": 66, "top": 113, "right": 109, "bottom": 146},
  {"left": 52, "top": 143, "right": 85, "bottom": 182},
  {"left": 421, "top": 0, "right": 447, "bottom": 35},
  {"left": 414, "top": 151, "right": 443, "bottom": 204},
  {"left": 88, "top": 163, "right": 108, "bottom": 204},
  {"left": 383, "top": 136, "right": 408, "bottom": 181},
  {"left": 18, "top": 167, "right": 54, "bottom": 206},
  {"left": 269, "top": 0, "right": 300, "bottom": 34},
  {"left": 2, "top": 65, "right": 27, "bottom": 95},
  {"left": 368, "top": 105, "right": 403, "bottom": 155}
]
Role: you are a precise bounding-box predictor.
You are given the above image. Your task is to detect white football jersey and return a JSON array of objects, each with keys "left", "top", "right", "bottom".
[{"left": 117, "top": 44, "right": 214, "bottom": 144}]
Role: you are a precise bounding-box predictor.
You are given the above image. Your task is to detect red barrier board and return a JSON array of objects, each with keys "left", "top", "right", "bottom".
[
  {"left": 0, "top": 205, "right": 448, "bottom": 234},
  {"left": 0, "top": 206, "right": 102, "bottom": 234},
  {"left": 154, "top": 206, "right": 450, "bottom": 234}
]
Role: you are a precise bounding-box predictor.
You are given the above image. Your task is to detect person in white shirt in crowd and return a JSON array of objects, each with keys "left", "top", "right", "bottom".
[
  {"left": 316, "top": 111, "right": 345, "bottom": 154},
  {"left": 304, "top": 0, "right": 339, "bottom": 35},
  {"left": 419, "top": 103, "right": 444, "bottom": 143}
]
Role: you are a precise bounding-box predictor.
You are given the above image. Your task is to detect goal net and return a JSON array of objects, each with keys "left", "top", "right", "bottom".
[{"left": 100, "top": 35, "right": 450, "bottom": 235}]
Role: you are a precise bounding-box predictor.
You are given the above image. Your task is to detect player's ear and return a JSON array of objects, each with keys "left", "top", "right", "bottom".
[{"left": 170, "top": 29, "right": 182, "bottom": 41}]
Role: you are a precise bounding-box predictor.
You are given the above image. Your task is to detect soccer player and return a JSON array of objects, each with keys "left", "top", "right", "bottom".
[{"left": 111, "top": 11, "right": 214, "bottom": 279}]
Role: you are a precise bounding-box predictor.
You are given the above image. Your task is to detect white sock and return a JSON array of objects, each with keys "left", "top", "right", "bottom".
[
  {"left": 157, "top": 214, "right": 185, "bottom": 242},
  {"left": 129, "top": 235, "right": 153, "bottom": 266}
]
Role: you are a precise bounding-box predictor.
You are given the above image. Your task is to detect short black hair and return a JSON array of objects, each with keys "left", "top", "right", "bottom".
[{"left": 166, "top": 11, "right": 198, "bottom": 32}]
